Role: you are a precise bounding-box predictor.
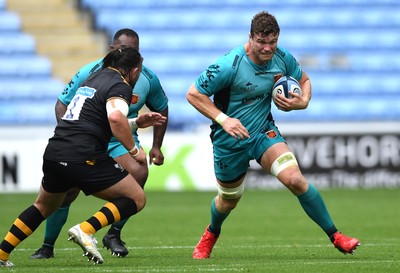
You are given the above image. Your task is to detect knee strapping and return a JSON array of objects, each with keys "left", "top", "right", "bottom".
[
  {"left": 270, "top": 152, "right": 298, "bottom": 177},
  {"left": 216, "top": 183, "right": 244, "bottom": 199}
]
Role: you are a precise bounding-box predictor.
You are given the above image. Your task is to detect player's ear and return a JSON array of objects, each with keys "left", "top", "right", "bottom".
[
  {"left": 129, "top": 67, "right": 141, "bottom": 84},
  {"left": 131, "top": 67, "right": 140, "bottom": 76}
]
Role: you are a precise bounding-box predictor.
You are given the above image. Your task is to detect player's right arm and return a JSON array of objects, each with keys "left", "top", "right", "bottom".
[
  {"left": 55, "top": 99, "right": 67, "bottom": 123},
  {"left": 186, "top": 84, "right": 249, "bottom": 140},
  {"left": 107, "top": 97, "right": 167, "bottom": 159}
]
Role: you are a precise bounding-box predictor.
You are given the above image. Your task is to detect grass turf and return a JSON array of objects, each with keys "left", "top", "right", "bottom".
[{"left": 0, "top": 188, "right": 399, "bottom": 272}]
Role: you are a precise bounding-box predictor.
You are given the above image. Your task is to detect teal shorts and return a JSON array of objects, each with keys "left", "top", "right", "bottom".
[
  {"left": 107, "top": 134, "right": 140, "bottom": 159},
  {"left": 213, "top": 122, "right": 285, "bottom": 182}
]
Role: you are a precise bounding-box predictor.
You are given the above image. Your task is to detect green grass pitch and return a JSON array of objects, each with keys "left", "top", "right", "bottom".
[{"left": 0, "top": 188, "right": 399, "bottom": 272}]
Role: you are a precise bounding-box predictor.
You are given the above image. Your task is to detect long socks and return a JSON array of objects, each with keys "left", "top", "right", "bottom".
[
  {"left": 0, "top": 205, "right": 44, "bottom": 261},
  {"left": 297, "top": 183, "right": 338, "bottom": 238},
  {"left": 42, "top": 205, "right": 70, "bottom": 248},
  {"left": 80, "top": 197, "right": 137, "bottom": 235},
  {"left": 208, "top": 197, "right": 230, "bottom": 236},
  {"left": 108, "top": 217, "right": 129, "bottom": 234}
]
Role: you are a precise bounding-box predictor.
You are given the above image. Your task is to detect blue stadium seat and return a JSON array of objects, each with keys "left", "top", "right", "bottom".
[
  {"left": 0, "top": 99, "right": 56, "bottom": 125},
  {"left": 94, "top": 7, "right": 400, "bottom": 33},
  {"left": 81, "top": 0, "right": 400, "bottom": 10},
  {"left": 0, "top": 78, "right": 65, "bottom": 100},
  {"left": 280, "top": 30, "right": 400, "bottom": 51},
  {"left": 85, "top": 0, "right": 400, "bottom": 125},
  {"left": 2, "top": 0, "right": 399, "bottom": 126},
  {"left": 166, "top": 95, "right": 209, "bottom": 130},
  {"left": 272, "top": 96, "right": 399, "bottom": 122},
  {"left": 0, "top": 33, "right": 36, "bottom": 55},
  {"left": 0, "top": 56, "right": 52, "bottom": 77},
  {"left": 345, "top": 53, "right": 400, "bottom": 72},
  {"left": 132, "top": 29, "right": 400, "bottom": 55},
  {"left": 0, "top": 11, "right": 21, "bottom": 32},
  {"left": 307, "top": 72, "right": 399, "bottom": 95},
  {"left": 95, "top": 9, "right": 256, "bottom": 31},
  {"left": 133, "top": 31, "right": 245, "bottom": 54}
]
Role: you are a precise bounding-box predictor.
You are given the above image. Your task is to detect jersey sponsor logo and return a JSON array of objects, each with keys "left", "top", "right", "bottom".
[
  {"left": 255, "top": 71, "right": 271, "bottom": 75},
  {"left": 242, "top": 93, "right": 267, "bottom": 104},
  {"left": 76, "top": 86, "right": 96, "bottom": 97},
  {"left": 240, "top": 81, "right": 257, "bottom": 92}
]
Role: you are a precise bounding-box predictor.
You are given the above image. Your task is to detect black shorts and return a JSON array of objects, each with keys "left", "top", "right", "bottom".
[{"left": 42, "top": 157, "right": 129, "bottom": 195}]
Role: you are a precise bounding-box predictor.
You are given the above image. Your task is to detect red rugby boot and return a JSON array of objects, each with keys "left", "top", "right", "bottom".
[
  {"left": 332, "top": 232, "right": 360, "bottom": 254},
  {"left": 192, "top": 225, "right": 219, "bottom": 259}
]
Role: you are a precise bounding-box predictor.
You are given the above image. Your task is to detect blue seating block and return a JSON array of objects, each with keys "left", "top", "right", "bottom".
[
  {"left": 272, "top": 95, "right": 399, "bottom": 122},
  {"left": 0, "top": 56, "right": 52, "bottom": 77},
  {"left": 0, "top": 33, "right": 36, "bottom": 55},
  {"left": 2, "top": 0, "right": 399, "bottom": 126},
  {"left": 0, "top": 99, "right": 57, "bottom": 125},
  {"left": 0, "top": 78, "right": 65, "bottom": 100},
  {"left": 0, "top": 11, "right": 21, "bottom": 31}
]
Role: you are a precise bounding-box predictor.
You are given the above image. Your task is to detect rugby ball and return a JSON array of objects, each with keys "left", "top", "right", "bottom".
[{"left": 271, "top": 76, "right": 302, "bottom": 103}]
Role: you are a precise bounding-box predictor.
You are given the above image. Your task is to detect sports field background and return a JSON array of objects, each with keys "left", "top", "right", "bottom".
[{"left": 0, "top": 188, "right": 399, "bottom": 272}]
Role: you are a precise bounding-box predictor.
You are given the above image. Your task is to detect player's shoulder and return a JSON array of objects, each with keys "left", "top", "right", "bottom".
[
  {"left": 274, "top": 46, "right": 294, "bottom": 60},
  {"left": 216, "top": 45, "right": 247, "bottom": 69},
  {"left": 80, "top": 58, "right": 103, "bottom": 75},
  {"left": 223, "top": 45, "right": 246, "bottom": 60},
  {"left": 140, "top": 65, "right": 159, "bottom": 81}
]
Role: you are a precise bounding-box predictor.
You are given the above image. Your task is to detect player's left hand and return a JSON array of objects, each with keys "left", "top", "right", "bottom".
[
  {"left": 274, "top": 91, "right": 309, "bottom": 112},
  {"left": 136, "top": 112, "right": 167, "bottom": 128},
  {"left": 221, "top": 117, "right": 250, "bottom": 140},
  {"left": 149, "top": 147, "right": 164, "bottom": 166}
]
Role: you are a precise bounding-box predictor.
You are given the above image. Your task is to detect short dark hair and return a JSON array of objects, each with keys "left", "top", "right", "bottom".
[
  {"left": 113, "top": 28, "right": 139, "bottom": 43},
  {"left": 250, "top": 11, "right": 280, "bottom": 38},
  {"left": 102, "top": 47, "right": 142, "bottom": 76}
]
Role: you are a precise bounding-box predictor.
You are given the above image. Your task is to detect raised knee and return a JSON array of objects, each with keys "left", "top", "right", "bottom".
[{"left": 134, "top": 192, "right": 146, "bottom": 212}]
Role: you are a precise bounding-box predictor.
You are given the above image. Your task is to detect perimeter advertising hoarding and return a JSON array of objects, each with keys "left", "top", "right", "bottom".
[
  {"left": 246, "top": 132, "right": 400, "bottom": 190},
  {"left": 0, "top": 123, "right": 399, "bottom": 192}
]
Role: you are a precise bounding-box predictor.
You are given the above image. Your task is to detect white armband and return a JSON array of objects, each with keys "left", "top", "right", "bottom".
[
  {"left": 128, "top": 118, "right": 138, "bottom": 130},
  {"left": 106, "top": 98, "right": 129, "bottom": 117},
  {"left": 215, "top": 112, "right": 228, "bottom": 125}
]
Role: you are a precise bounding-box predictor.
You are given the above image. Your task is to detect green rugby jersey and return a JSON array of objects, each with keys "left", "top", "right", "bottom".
[{"left": 195, "top": 45, "right": 302, "bottom": 147}]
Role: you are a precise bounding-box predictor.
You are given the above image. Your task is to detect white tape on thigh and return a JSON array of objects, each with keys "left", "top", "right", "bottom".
[
  {"left": 216, "top": 182, "right": 244, "bottom": 199},
  {"left": 270, "top": 152, "right": 298, "bottom": 177}
]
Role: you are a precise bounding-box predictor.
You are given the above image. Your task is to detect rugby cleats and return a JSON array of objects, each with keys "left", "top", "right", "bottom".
[
  {"left": 30, "top": 246, "right": 54, "bottom": 259},
  {"left": 68, "top": 224, "right": 104, "bottom": 264},
  {"left": 193, "top": 225, "right": 219, "bottom": 259},
  {"left": 332, "top": 232, "right": 361, "bottom": 254},
  {"left": 102, "top": 232, "right": 129, "bottom": 257},
  {"left": 0, "top": 260, "right": 14, "bottom": 267}
]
